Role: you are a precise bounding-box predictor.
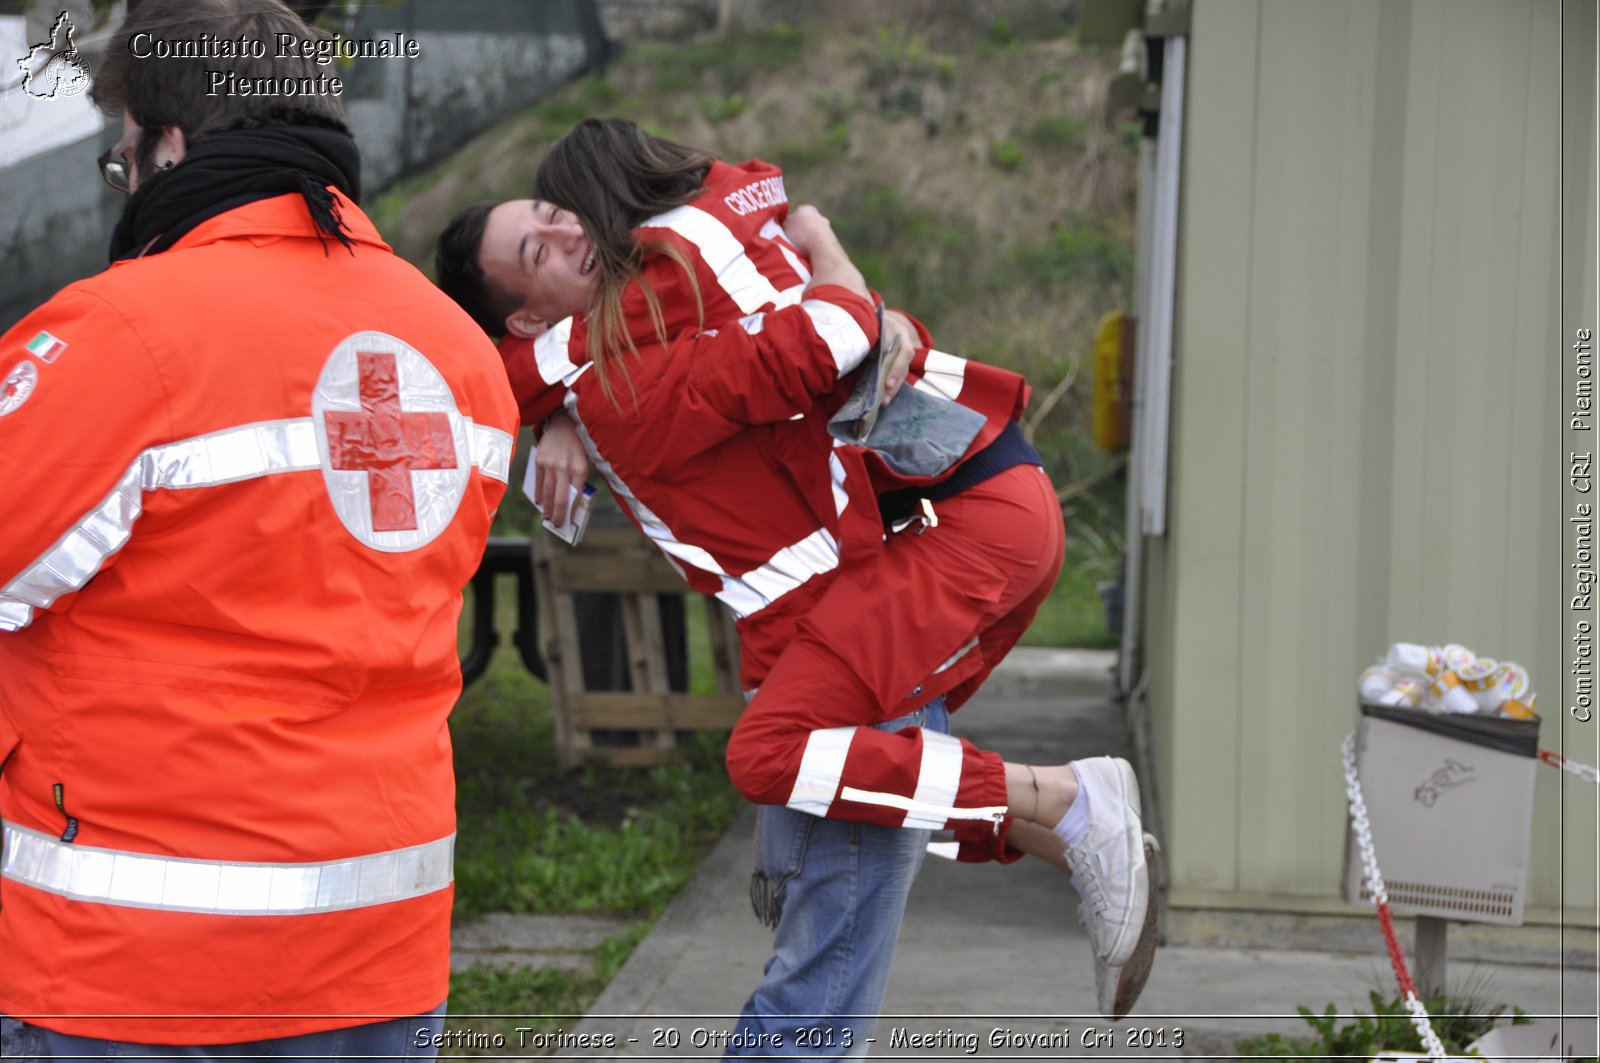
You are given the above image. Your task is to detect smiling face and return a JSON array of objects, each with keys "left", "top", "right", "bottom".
[{"left": 478, "top": 198, "right": 599, "bottom": 338}]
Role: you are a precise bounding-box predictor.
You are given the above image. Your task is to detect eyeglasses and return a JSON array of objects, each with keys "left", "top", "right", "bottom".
[{"left": 98, "top": 148, "right": 131, "bottom": 193}]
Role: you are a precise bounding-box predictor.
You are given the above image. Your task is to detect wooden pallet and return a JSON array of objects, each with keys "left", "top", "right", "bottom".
[{"left": 532, "top": 513, "right": 744, "bottom": 766}]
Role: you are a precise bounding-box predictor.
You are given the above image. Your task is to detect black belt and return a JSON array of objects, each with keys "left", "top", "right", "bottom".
[{"left": 877, "top": 419, "right": 1041, "bottom": 527}]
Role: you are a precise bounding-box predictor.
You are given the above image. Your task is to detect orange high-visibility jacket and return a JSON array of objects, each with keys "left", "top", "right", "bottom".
[{"left": 0, "top": 192, "right": 518, "bottom": 1042}]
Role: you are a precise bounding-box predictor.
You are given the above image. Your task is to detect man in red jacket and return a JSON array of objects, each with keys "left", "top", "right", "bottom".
[{"left": 0, "top": 1, "right": 517, "bottom": 1058}]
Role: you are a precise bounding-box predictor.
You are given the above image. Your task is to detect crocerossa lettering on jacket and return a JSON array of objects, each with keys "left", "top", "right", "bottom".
[{"left": 723, "top": 175, "right": 787, "bottom": 217}]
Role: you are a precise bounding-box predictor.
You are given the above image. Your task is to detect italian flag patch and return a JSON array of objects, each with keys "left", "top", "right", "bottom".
[{"left": 24, "top": 330, "right": 67, "bottom": 363}]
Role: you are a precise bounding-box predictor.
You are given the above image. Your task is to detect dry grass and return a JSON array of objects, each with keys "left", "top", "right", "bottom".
[{"left": 372, "top": 2, "right": 1136, "bottom": 285}]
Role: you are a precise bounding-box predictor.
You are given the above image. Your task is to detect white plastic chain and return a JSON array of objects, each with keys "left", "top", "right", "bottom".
[{"left": 1342, "top": 732, "right": 1451, "bottom": 1062}]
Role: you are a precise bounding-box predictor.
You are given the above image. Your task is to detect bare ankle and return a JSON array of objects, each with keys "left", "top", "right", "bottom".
[
  {"left": 1037, "top": 764, "right": 1077, "bottom": 827},
  {"left": 1005, "top": 763, "right": 1077, "bottom": 827}
]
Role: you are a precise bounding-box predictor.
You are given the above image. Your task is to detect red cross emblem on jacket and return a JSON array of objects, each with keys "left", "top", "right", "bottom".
[
  {"left": 312, "top": 331, "right": 471, "bottom": 551},
  {"left": 323, "top": 351, "right": 457, "bottom": 532}
]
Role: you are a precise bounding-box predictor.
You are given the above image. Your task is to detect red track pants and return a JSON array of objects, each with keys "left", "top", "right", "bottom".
[{"left": 724, "top": 462, "right": 1066, "bottom": 862}]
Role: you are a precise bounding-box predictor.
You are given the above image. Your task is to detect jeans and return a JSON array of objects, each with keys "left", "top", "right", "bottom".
[
  {"left": 726, "top": 698, "right": 949, "bottom": 1060},
  {"left": 0, "top": 1005, "right": 447, "bottom": 1063}
]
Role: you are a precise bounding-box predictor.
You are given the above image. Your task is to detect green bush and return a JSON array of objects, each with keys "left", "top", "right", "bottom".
[
  {"left": 1026, "top": 112, "right": 1086, "bottom": 155},
  {"left": 812, "top": 89, "right": 863, "bottom": 124},
  {"left": 749, "top": 21, "right": 806, "bottom": 64},
  {"left": 1234, "top": 989, "right": 1527, "bottom": 1060},
  {"left": 579, "top": 76, "right": 621, "bottom": 108},
  {"left": 1016, "top": 220, "right": 1134, "bottom": 289},
  {"left": 643, "top": 22, "right": 807, "bottom": 96},
  {"left": 699, "top": 92, "right": 746, "bottom": 123},
  {"left": 1119, "top": 118, "right": 1145, "bottom": 153},
  {"left": 989, "top": 138, "right": 1026, "bottom": 171},
  {"left": 979, "top": 16, "right": 1018, "bottom": 51},
  {"left": 864, "top": 22, "right": 950, "bottom": 90},
  {"left": 453, "top": 703, "right": 740, "bottom": 919},
  {"left": 827, "top": 182, "right": 988, "bottom": 328}
]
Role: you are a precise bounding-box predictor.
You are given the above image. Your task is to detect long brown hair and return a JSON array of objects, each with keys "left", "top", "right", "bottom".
[{"left": 532, "top": 119, "right": 715, "bottom": 402}]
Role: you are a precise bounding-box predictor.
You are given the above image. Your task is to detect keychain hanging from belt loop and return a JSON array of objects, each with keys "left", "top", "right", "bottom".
[{"left": 888, "top": 497, "right": 938, "bottom": 536}]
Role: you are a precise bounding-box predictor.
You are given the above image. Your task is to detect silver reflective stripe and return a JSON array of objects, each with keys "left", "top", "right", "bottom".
[
  {"left": 0, "top": 421, "right": 320, "bottom": 631},
  {"left": 903, "top": 730, "right": 965, "bottom": 830},
  {"left": 141, "top": 419, "right": 322, "bottom": 489},
  {"left": 838, "top": 785, "right": 1007, "bottom": 825},
  {"left": 911, "top": 348, "right": 968, "bottom": 401},
  {"left": 0, "top": 416, "right": 512, "bottom": 632},
  {"left": 1, "top": 822, "right": 454, "bottom": 916},
  {"left": 468, "top": 421, "right": 514, "bottom": 484},
  {"left": 828, "top": 448, "right": 850, "bottom": 519},
  {"left": 800, "top": 298, "right": 873, "bottom": 377},
  {"left": 932, "top": 636, "right": 981, "bottom": 676},
  {"left": 0, "top": 460, "right": 143, "bottom": 631},
  {"left": 721, "top": 525, "right": 840, "bottom": 620},
  {"left": 786, "top": 727, "right": 854, "bottom": 817},
  {"left": 647, "top": 205, "right": 783, "bottom": 314}
]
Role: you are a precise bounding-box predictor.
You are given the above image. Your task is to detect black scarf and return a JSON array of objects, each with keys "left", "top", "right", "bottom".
[{"left": 109, "top": 126, "right": 362, "bottom": 262}]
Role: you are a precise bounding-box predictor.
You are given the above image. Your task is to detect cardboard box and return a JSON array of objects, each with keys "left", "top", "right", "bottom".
[{"left": 1342, "top": 703, "right": 1540, "bottom": 926}]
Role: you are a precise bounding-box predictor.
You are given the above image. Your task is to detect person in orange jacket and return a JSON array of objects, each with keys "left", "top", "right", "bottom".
[{"left": 0, "top": 1, "right": 517, "bottom": 1058}]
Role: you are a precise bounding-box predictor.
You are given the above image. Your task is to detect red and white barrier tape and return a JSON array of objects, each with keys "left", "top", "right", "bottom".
[
  {"left": 1538, "top": 748, "right": 1600, "bottom": 785},
  {"left": 1341, "top": 732, "right": 1450, "bottom": 1062}
]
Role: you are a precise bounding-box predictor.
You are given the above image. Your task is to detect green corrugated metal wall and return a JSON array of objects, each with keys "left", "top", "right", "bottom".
[{"left": 1145, "top": 0, "right": 1596, "bottom": 917}]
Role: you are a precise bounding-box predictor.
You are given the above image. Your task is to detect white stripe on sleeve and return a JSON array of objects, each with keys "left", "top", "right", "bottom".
[
  {"left": 902, "top": 730, "right": 966, "bottom": 829},
  {"left": 787, "top": 727, "right": 856, "bottom": 817},
  {"left": 801, "top": 298, "right": 873, "bottom": 377},
  {"left": 911, "top": 348, "right": 968, "bottom": 401}
]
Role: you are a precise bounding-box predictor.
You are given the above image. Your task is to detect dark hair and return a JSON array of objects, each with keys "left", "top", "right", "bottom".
[
  {"left": 436, "top": 201, "right": 520, "bottom": 337},
  {"left": 93, "top": 0, "right": 351, "bottom": 143},
  {"left": 532, "top": 119, "right": 715, "bottom": 400}
]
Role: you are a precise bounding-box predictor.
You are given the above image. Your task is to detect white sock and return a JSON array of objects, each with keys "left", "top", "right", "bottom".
[{"left": 1054, "top": 763, "right": 1092, "bottom": 847}]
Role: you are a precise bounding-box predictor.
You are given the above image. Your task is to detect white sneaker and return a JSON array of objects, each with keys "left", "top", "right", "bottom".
[
  {"left": 1090, "top": 833, "right": 1162, "bottom": 1020},
  {"left": 1060, "top": 756, "right": 1149, "bottom": 969}
]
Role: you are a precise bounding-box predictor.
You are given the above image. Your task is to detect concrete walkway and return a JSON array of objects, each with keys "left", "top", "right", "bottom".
[{"left": 454, "top": 648, "right": 1598, "bottom": 1059}]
